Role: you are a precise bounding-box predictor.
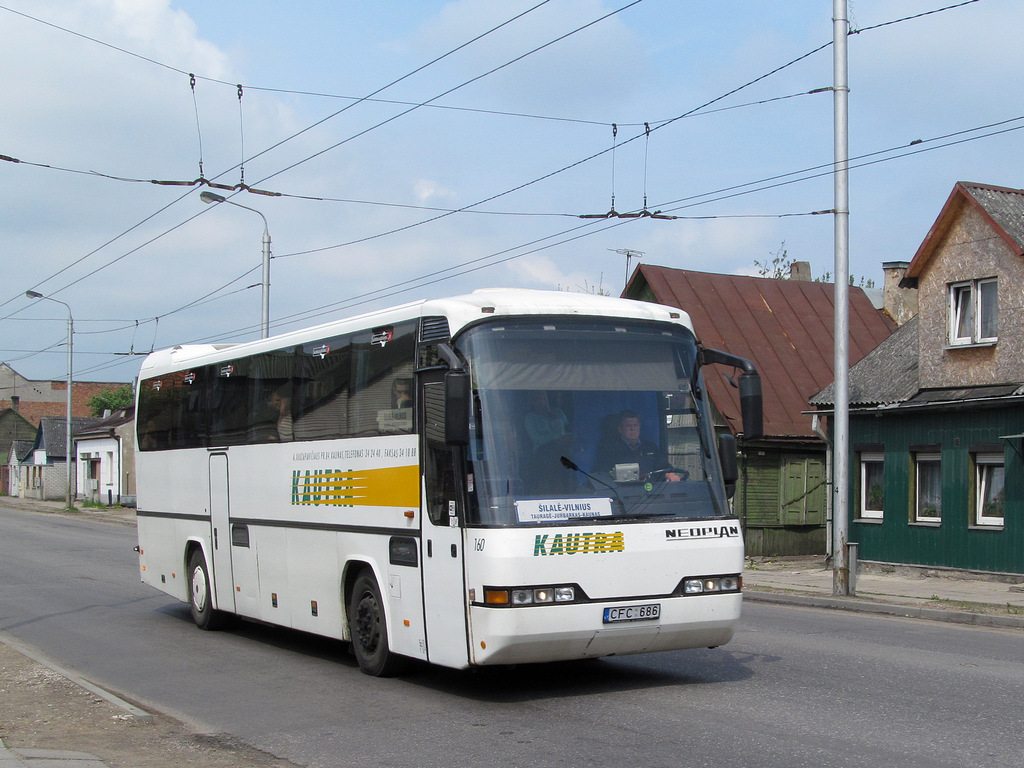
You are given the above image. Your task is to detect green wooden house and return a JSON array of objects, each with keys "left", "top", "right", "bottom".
[{"left": 812, "top": 182, "right": 1024, "bottom": 574}]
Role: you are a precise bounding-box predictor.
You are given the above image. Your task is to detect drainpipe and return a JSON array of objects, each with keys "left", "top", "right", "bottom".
[{"left": 812, "top": 413, "right": 833, "bottom": 560}]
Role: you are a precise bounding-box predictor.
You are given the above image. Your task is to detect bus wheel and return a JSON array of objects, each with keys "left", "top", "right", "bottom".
[
  {"left": 348, "top": 571, "right": 406, "bottom": 677},
  {"left": 188, "top": 549, "right": 224, "bottom": 630}
]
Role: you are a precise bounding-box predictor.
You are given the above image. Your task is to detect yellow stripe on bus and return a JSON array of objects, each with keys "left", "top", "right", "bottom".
[{"left": 291, "top": 465, "right": 420, "bottom": 508}]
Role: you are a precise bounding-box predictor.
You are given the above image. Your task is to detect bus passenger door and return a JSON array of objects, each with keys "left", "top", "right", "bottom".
[
  {"left": 208, "top": 452, "right": 236, "bottom": 614},
  {"left": 419, "top": 377, "right": 470, "bottom": 668}
]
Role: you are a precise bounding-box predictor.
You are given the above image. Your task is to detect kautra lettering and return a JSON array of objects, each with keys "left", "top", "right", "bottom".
[
  {"left": 533, "top": 531, "right": 625, "bottom": 556},
  {"left": 291, "top": 469, "right": 356, "bottom": 507}
]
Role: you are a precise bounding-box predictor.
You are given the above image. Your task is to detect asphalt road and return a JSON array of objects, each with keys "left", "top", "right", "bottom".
[{"left": 1, "top": 504, "right": 1021, "bottom": 768}]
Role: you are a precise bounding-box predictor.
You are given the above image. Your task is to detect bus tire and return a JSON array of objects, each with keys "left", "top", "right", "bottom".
[
  {"left": 348, "top": 571, "right": 407, "bottom": 677},
  {"left": 188, "top": 549, "right": 225, "bottom": 630}
]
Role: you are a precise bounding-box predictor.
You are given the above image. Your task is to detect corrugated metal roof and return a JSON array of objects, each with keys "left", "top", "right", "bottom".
[
  {"left": 811, "top": 315, "right": 919, "bottom": 407},
  {"left": 962, "top": 182, "right": 1024, "bottom": 247},
  {"left": 33, "top": 416, "right": 102, "bottom": 460},
  {"left": 908, "top": 384, "right": 1024, "bottom": 403},
  {"left": 74, "top": 406, "right": 135, "bottom": 438},
  {"left": 11, "top": 439, "right": 34, "bottom": 463},
  {"left": 626, "top": 265, "right": 896, "bottom": 438}
]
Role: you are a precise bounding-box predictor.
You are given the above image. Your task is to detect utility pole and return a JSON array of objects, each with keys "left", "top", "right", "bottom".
[{"left": 832, "top": 0, "right": 852, "bottom": 596}]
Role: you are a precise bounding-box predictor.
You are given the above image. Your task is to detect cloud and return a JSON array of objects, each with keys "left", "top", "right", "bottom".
[{"left": 413, "top": 179, "right": 457, "bottom": 202}]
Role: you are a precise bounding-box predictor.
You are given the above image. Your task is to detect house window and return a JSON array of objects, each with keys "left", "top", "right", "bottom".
[
  {"left": 858, "top": 452, "right": 884, "bottom": 520},
  {"left": 973, "top": 453, "right": 1005, "bottom": 527},
  {"left": 949, "top": 278, "right": 998, "bottom": 345},
  {"left": 912, "top": 452, "right": 942, "bottom": 523}
]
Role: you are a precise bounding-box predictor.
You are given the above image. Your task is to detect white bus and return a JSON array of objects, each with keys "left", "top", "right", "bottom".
[{"left": 135, "top": 289, "right": 762, "bottom": 676}]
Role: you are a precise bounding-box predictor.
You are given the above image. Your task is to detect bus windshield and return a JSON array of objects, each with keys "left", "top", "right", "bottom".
[{"left": 458, "top": 318, "right": 730, "bottom": 527}]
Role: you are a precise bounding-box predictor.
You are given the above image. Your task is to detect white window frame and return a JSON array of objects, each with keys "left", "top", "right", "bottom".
[
  {"left": 913, "top": 452, "right": 942, "bottom": 523},
  {"left": 949, "top": 278, "right": 998, "bottom": 345},
  {"left": 974, "top": 453, "right": 1005, "bottom": 527},
  {"left": 858, "top": 452, "right": 884, "bottom": 520}
]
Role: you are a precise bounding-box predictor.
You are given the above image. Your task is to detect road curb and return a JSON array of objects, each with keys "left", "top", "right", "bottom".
[
  {"left": 744, "top": 589, "right": 1024, "bottom": 630},
  {"left": 0, "top": 631, "right": 154, "bottom": 724}
]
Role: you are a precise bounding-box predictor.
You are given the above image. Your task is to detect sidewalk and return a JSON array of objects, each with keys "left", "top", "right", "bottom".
[
  {"left": 0, "top": 496, "right": 137, "bottom": 526},
  {"left": 743, "top": 555, "right": 1024, "bottom": 629}
]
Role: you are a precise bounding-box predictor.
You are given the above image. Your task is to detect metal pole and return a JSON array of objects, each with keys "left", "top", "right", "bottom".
[
  {"left": 65, "top": 308, "right": 74, "bottom": 510},
  {"left": 200, "top": 191, "right": 272, "bottom": 338},
  {"left": 25, "top": 291, "right": 74, "bottom": 509},
  {"left": 261, "top": 225, "right": 271, "bottom": 339},
  {"left": 833, "top": 0, "right": 852, "bottom": 596}
]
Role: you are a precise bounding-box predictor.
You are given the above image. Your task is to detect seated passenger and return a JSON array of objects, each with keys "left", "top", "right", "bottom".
[
  {"left": 592, "top": 409, "right": 684, "bottom": 482},
  {"left": 524, "top": 391, "right": 569, "bottom": 450}
]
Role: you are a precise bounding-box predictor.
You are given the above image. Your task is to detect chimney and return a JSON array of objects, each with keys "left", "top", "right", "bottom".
[
  {"left": 789, "top": 261, "right": 812, "bottom": 281},
  {"left": 882, "top": 261, "right": 918, "bottom": 326}
]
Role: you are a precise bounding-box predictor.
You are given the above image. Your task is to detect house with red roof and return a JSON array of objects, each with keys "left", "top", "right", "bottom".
[{"left": 626, "top": 263, "right": 899, "bottom": 555}]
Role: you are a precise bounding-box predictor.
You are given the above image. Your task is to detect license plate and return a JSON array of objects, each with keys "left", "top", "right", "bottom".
[{"left": 602, "top": 603, "right": 661, "bottom": 623}]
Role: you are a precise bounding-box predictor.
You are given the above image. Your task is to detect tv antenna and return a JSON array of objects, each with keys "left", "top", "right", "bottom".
[{"left": 609, "top": 248, "right": 645, "bottom": 290}]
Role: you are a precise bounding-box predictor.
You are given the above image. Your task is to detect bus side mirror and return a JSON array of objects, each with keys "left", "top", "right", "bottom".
[
  {"left": 699, "top": 348, "right": 763, "bottom": 442},
  {"left": 718, "top": 433, "right": 738, "bottom": 499},
  {"left": 739, "top": 372, "right": 763, "bottom": 441},
  {"left": 445, "top": 370, "right": 470, "bottom": 446}
]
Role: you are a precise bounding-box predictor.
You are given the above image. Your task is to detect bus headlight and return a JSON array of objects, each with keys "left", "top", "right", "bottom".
[
  {"left": 681, "top": 575, "right": 742, "bottom": 595},
  {"left": 483, "top": 585, "right": 577, "bottom": 606}
]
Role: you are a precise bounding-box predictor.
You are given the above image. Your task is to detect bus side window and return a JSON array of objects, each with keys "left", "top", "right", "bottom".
[
  {"left": 207, "top": 360, "right": 250, "bottom": 446},
  {"left": 294, "top": 336, "right": 350, "bottom": 441},
  {"left": 422, "top": 380, "right": 457, "bottom": 526},
  {"left": 349, "top": 321, "right": 417, "bottom": 437},
  {"left": 248, "top": 351, "right": 294, "bottom": 443}
]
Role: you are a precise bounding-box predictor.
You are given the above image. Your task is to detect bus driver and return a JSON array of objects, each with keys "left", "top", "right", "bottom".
[{"left": 592, "top": 409, "right": 685, "bottom": 482}]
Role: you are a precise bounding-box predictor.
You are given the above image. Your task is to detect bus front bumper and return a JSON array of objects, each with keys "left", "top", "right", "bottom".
[{"left": 467, "top": 592, "right": 741, "bottom": 666}]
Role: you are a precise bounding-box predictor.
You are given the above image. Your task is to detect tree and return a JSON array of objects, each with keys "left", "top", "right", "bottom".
[
  {"left": 87, "top": 384, "right": 134, "bottom": 417},
  {"left": 754, "top": 242, "right": 793, "bottom": 279}
]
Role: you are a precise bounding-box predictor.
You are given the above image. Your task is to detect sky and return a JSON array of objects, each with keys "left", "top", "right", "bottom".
[{"left": 2, "top": 0, "right": 1022, "bottom": 384}]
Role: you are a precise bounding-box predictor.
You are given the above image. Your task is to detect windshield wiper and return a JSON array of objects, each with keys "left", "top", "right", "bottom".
[{"left": 559, "top": 456, "right": 630, "bottom": 515}]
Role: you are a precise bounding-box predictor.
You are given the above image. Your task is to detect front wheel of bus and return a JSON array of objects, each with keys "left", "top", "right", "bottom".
[
  {"left": 348, "top": 571, "right": 406, "bottom": 677},
  {"left": 188, "top": 549, "right": 224, "bottom": 630}
]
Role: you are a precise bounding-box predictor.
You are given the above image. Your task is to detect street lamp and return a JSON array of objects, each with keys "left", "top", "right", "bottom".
[
  {"left": 25, "top": 290, "right": 74, "bottom": 510},
  {"left": 200, "top": 191, "right": 272, "bottom": 338}
]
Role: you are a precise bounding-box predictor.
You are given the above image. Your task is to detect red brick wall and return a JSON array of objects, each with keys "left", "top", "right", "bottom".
[{"left": 1, "top": 381, "right": 127, "bottom": 428}]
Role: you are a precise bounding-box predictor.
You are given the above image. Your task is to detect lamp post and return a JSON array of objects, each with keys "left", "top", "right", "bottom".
[
  {"left": 200, "top": 191, "right": 272, "bottom": 338},
  {"left": 25, "top": 290, "right": 74, "bottom": 510}
]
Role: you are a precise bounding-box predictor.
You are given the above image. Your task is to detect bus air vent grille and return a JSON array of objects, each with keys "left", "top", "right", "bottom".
[{"left": 420, "top": 316, "right": 451, "bottom": 343}]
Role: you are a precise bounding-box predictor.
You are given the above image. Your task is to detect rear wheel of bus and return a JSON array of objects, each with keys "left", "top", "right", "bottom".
[{"left": 348, "top": 570, "right": 407, "bottom": 677}]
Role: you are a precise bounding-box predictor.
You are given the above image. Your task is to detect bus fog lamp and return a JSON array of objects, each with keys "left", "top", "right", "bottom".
[
  {"left": 554, "top": 586, "right": 575, "bottom": 602},
  {"left": 720, "top": 576, "right": 740, "bottom": 591},
  {"left": 683, "top": 579, "right": 705, "bottom": 594},
  {"left": 512, "top": 589, "right": 534, "bottom": 605},
  {"left": 533, "top": 588, "right": 553, "bottom": 603}
]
